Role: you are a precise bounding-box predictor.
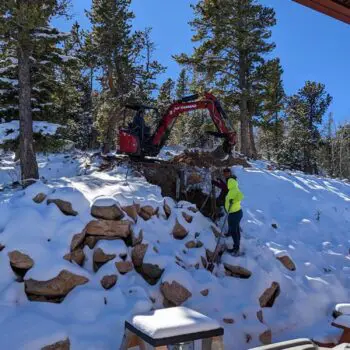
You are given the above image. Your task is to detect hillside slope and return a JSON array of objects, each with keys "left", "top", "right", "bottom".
[{"left": 0, "top": 160, "right": 349, "bottom": 350}]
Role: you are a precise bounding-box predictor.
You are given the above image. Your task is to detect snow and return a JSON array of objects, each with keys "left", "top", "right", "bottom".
[
  {"left": 333, "top": 315, "right": 350, "bottom": 328},
  {"left": 335, "top": 304, "right": 350, "bottom": 315},
  {"left": 131, "top": 306, "right": 221, "bottom": 339},
  {"left": 0, "top": 120, "right": 62, "bottom": 144},
  {"left": 0, "top": 154, "right": 349, "bottom": 349},
  {"left": 92, "top": 196, "right": 118, "bottom": 207}
]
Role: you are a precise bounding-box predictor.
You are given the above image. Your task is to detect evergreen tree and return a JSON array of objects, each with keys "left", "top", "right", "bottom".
[
  {"left": 0, "top": 0, "right": 70, "bottom": 184},
  {"left": 256, "top": 58, "right": 285, "bottom": 160},
  {"left": 176, "top": 69, "right": 190, "bottom": 99},
  {"left": 157, "top": 78, "right": 175, "bottom": 116},
  {"left": 176, "top": 0, "right": 277, "bottom": 158},
  {"left": 87, "top": 1, "right": 164, "bottom": 153},
  {"left": 278, "top": 81, "right": 332, "bottom": 174}
]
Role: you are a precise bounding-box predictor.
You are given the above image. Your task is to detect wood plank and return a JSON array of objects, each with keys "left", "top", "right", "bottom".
[{"left": 293, "top": 0, "right": 350, "bottom": 24}]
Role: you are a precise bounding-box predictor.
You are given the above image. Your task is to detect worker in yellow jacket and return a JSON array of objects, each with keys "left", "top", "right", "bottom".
[{"left": 224, "top": 168, "right": 244, "bottom": 255}]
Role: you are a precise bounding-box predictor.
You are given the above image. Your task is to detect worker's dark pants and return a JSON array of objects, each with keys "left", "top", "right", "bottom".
[{"left": 228, "top": 209, "right": 243, "bottom": 251}]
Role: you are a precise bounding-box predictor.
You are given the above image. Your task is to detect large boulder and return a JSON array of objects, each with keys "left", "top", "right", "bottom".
[
  {"left": 224, "top": 263, "right": 252, "bottom": 279},
  {"left": 41, "top": 338, "right": 70, "bottom": 350},
  {"left": 93, "top": 248, "right": 116, "bottom": 272},
  {"left": 259, "top": 282, "right": 280, "bottom": 308},
  {"left": 131, "top": 244, "right": 148, "bottom": 268},
  {"left": 122, "top": 203, "right": 140, "bottom": 222},
  {"left": 131, "top": 229, "right": 143, "bottom": 247},
  {"left": 47, "top": 199, "right": 78, "bottom": 216},
  {"left": 91, "top": 199, "right": 124, "bottom": 221},
  {"left": 63, "top": 249, "right": 85, "bottom": 267},
  {"left": 85, "top": 236, "right": 99, "bottom": 249},
  {"left": 277, "top": 255, "right": 296, "bottom": 271},
  {"left": 85, "top": 220, "right": 131, "bottom": 239},
  {"left": 139, "top": 263, "right": 164, "bottom": 285},
  {"left": 115, "top": 261, "right": 134, "bottom": 275},
  {"left": 160, "top": 281, "right": 192, "bottom": 306},
  {"left": 25, "top": 270, "right": 89, "bottom": 303},
  {"left": 182, "top": 212, "right": 193, "bottom": 223},
  {"left": 70, "top": 232, "right": 86, "bottom": 251},
  {"left": 8, "top": 250, "right": 34, "bottom": 277},
  {"left": 100, "top": 275, "right": 117, "bottom": 290},
  {"left": 139, "top": 206, "right": 158, "bottom": 221},
  {"left": 172, "top": 219, "right": 188, "bottom": 240},
  {"left": 33, "top": 193, "right": 47, "bottom": 204}
]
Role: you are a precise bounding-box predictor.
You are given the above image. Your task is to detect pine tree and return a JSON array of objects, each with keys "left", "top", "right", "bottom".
[
  {"left": 87, "top": 1, "right": 164, "bottom": 153},
  {"left": 256, "top": 58, "right": 285, "bottom": 160},
  {"left": 278, "top": 81, "right": 332, "bottom": 174},
  {"left": 0, "top": 0, "right": 70, "bottom": 184},
  {"left": 157, "top": 78, "right": 175, "bottom": 116},
  {"left": 176, "top": 0, "right": 277, "bottom": 158}
]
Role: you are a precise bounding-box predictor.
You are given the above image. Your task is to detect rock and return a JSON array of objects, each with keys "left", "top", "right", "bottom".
[
  {"left": 160, "top": 281, "right": 192, "bottom": 306},
  {"left": 185, "top": 241, "right": 197, "bottom": 249},
  {"left": 47, "top": 199, "right": 78, "bottom": 216},
  {"left": 41, "top": 338, "right": 70, "bottom": 350},
  {"left": 131, "top": 229, "right": 143, "bottom": 247},
  {"left": 85, "top": 236, "right": 99, "bottom": 249},
  {"left": 200, "top": 289, "right": 209, "bottom": 296},
  {"left": 196, "top": 240, "right": 203, "bottom": 248},
  {"left": 188, "top": 207, "right": 198, "bottom": 213},
  {"left": 257, "top": 310, "right": 264, "bottom": 323},
  {"left": 271, "top": 223, "right": 278, "bottom": 229},
  {"left": 259, "top": 282, "right": 280, "bottom": 308},
  {"left": 201, "top": 256, "right": 208, "bottom": 268},
  {"left": 0, "top": 244, "right": 5, "bottom": 252},
  {"left": 85, "top": 220, "right": 131, "bottom": 239},
  {"left": 223, "top": 318, "right": 234, "bottom": 324},
  {"left": 93, "top": 248, "right": 116, "bottom": 272},
  {"left": 63, "top": 249, "right": 85, "bottom": 266},
  {"left": 259, "top": 329, "right": 272, "bottom": 345},
  {"left": 139, "top": 263, "right": 164, "bottom": 285},
  {"left": 139, "top": 205, "right": 157, "bottom": 220},
  {"left": 25, "top": 270, "right": 89, "bottom": 303},
  {"left": 182, "top": 212, "right": 193, "bottom": 223},
  {"left": 115, "top": 261, "right": 133, "bottom": 275},
  {"left": 70, "top": 232, "right": 85, "bottom": 251},
  {"left": 100, "top": 275, "right": 117, "bottom": 290},
  {"left": 91, "top": 204, "right": 124, "bottom": 221},
  {"left": 224, "top": 263, "right": 252, "bottom": 279},
  {"left": 164, "top": 201, "right": 171, "bottom": 219},
  {"left": 122, "top": 203, "right": 139, "bottom": 222},
  {"left": 172, "top": 219, "right": 188, "bottom": 240},
  {"left": 277, "top": 255, "right": 296, "bottom": 271},
  {"left": 131, "top": 244, "right": 148, "bottom": 267},
  {"left": 33, "top": 193, "right": 47, "bottom": 204},
  {"left": 8, "top": 250, "right": 34, "bottom": 277}
]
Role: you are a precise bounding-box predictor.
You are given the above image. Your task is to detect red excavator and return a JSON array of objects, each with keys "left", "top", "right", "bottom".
[{"left": 118, "top": 92, "right": 236, "bottom": 157}]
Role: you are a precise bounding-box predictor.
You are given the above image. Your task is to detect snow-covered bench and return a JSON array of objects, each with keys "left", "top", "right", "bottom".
[
  {"left": 332, "top": 304, "right": 350, "bottom": 344},
  {"left": 120, "top": 306, "right": 224, "bottom": 349},
  {"left": 248, "top": 338, "right": 317, "bottom": 350}
]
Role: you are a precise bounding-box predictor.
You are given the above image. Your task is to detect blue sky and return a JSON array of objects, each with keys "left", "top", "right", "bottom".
[{"left": 56, "top": 0, "right": 350, "bottom": 123}]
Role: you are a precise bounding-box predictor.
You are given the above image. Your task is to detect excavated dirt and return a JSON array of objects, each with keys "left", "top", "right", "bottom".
[{"left": 170, "top": 150, "right": 251, "bottom": 168}]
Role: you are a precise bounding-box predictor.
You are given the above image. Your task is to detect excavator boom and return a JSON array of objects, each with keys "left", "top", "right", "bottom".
[{"left": 118, "top": 93, "right": 236, "bottom": 157}]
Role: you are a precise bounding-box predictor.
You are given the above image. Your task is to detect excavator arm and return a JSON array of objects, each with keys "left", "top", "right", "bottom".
[
  {"left": 151, "top": 93, "right": 236, "bottom": 152},
  {"left": 118, "top": 92, "right": 236, "bottom": 157}
]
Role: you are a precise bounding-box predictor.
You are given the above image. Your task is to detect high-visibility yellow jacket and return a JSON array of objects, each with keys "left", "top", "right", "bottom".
[{"left": 225, "top": 178, "right": 244, "bottom": 213}]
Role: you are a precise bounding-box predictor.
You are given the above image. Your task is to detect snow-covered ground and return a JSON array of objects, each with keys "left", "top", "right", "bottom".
[
  {"left": 0, "top": 153, "right": 349, "bottom": 349},
  {"left": 0, "top": 121, "right": 62, "bottom": 144},
  {"left": 0, "top": 151, "right": 96, "bottom": 187}
]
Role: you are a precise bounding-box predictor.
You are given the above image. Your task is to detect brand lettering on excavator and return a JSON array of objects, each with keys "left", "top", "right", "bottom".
[{"left": 173, "top": 104, "right": 197, "bottom": 111}]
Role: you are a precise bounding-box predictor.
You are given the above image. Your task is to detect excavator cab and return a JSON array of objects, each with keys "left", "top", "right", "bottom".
[{"left": 119, "top": 104, "right": 159, "bottom": 156}]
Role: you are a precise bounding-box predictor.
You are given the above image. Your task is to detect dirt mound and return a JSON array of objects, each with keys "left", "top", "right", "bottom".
[{"left": 170, "top": 150, "right": 250, "bottom": 168}]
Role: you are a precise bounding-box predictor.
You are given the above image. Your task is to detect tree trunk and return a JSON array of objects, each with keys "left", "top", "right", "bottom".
[
  {"left": 18, "top": 46, "right": 39, "bottom": 186},
  {"left": 249, "top": 120, "right": 257, "bottom": 159}
]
